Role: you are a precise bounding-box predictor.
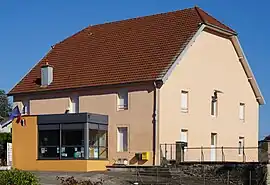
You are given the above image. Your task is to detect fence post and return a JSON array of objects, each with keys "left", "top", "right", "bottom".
[
  {"left": 222, "top": 146, "right": 224, "bottom": 162},
  {"left": 242, "top": 146, "right": 246, "bottom": 163},
  {"left": 165, "top": 144, "right": 167, "bottom": 159},
  {"left": 170, "top": 144, "right": 172, "bottom": 160},
  {"left": 160, "top": 144, "right": 162, "bottom": 165},
  {"left": 201, "top": 146, "right": 204, "bottom": 162}
]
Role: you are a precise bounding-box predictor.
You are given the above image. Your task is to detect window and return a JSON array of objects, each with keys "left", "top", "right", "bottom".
[
  {"left": 211, "top": 133, "right": 217, "bottom": 161},
  {"left": 238, "top": 137, "right": 245, "bottom": 155},
  {"left": 38, "top": 122, "right": 108, "bottom": 160},
  {"left": 181, "top": 91, "right": 188, "bottom": 112},
  {"left": 211, "top": 95, "right": 217, "bottom": 117},
  {"left": 180, "top": 129, "right": 188, "bottom": 152},
  {"left": 239, "top": 103, "right": 245, "bottom": 121},
  {"left": 117, "top": 127, "right": 128, "bottom": 152},
  {"left": 117, "top": 90, "right": 128, "bottom": 110},
  {"left": 211, "top": 133, "right": 217, "bottom": 146},
  {"left": 61, "top": 124, "right": 84, "bottom": 159},
  {"left": 180, "top": 129, "right": 188, "bottom": 143},
  {"left": 89, "top": 128, "right": 108, "bottom": 159},
  {"left": 68, "top": 96, "right": 79, "bottom": 113},
  {"left": 38, "top": 128, "right": 60, "bottom": 159},
  {"left": 22, "top": 100, "right": 30, "bottom": 115}
]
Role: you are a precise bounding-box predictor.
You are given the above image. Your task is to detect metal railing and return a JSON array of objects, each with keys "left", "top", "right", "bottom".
[
  {"left": 160, "top": 144, "right": 268, "bottom": 163},
  {"left": 129, "top": 165, "right": 267, "bottom": 185}
]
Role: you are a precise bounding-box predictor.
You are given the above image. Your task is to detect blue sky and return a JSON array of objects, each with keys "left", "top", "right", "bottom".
[{"left": 0, "top": 1, "right": 269, "bottom": 139}]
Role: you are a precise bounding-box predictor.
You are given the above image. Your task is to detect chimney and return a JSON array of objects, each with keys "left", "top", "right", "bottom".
[{"left": 41, "top": 62, "right": 53, "bottom": 86}]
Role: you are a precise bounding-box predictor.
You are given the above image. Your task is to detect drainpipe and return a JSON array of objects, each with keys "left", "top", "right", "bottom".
[{"left": 152, "top": 81, "right": 160, "bottom": 165}]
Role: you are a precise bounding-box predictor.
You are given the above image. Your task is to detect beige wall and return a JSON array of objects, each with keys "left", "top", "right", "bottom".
[
  {"left": 79, "top": 85, "right": 154, "bottom": 165},
  {"left": 159, "top": 31, "right": 259, "bottom": 162},
  {"left": 13, "top": 95, "right": 70, "bottom": 115},
  {"left": 13, "top": 84, "right": 155, "bottom": 165},
  {"left": 30, "top": 97, "right": 70, "bottom": 115}
]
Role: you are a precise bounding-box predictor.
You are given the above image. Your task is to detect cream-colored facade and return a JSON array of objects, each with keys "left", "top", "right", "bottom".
[
  {"left": 13, "top": 30, "right": 262, "bottom": 165},
  {"left": 159, "top": 30, "right": 259, "bottom": 162}
]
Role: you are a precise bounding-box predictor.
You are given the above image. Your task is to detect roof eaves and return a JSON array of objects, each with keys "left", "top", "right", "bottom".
[
  {"left": 231, "top": 36, "right": 265, "bottom": 105},
  {"left": 7, "top": 48, "right": 54, "bottom": 96}
]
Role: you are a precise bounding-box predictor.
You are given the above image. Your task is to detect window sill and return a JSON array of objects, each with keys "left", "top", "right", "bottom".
[
  {"left": 181, "top": 109, "right": 188, "bottom": 113},
  {"left": 116, "top": 151, "right": 129, "bottom": 153},
  {"left": 117, "top": 108, "right": 128, "bottom": 111}
]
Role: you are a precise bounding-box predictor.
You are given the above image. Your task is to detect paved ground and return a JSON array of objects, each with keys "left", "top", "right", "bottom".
[
  {"left": 33, "top": 171, "right": 135, "bottom": 185},
  {"left": 33, "top": 170, "right": 179, "bottom": 185},
  {"left": 32, "top": 170, "right": 221, "bottom": 185}
]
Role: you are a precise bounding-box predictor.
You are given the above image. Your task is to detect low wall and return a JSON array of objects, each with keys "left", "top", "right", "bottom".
[
  {"left": 108, "top": 163, "right": 268, "bottom": 184},
  {"left": 168, "top": 163, "right": 267, "bottom": 185}
]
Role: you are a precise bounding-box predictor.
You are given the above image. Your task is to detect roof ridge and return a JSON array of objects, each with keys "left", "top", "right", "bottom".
[
  {"left": 53, "top": 7, "right": 196, "bottom": 47},
  {"left": 194, "top": 6, "right": 206, "bottom": 24},
  {"left": 193, "top": 6, "right": 236, "bottom": 33},
  {"left": 89, "top": 7, "right": 195, "bottom": 28}
]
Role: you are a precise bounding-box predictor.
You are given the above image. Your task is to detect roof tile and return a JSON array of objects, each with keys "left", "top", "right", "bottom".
[{"left": 9, "top": 7, "right": 235, "bottom": 95}]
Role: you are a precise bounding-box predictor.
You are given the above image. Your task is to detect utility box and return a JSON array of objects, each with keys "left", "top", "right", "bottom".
[
  {"left": 135, "top": 153, "right": 142, "bottom": 161},
  {"left": 142, "top": 152, "right": 149, "bottom": 160},
  {"left": 135, "top": 152, "right": 149, "bottom": 161},
  {"left": 176, "top": 141, "right": 187, "bottom": 163}
]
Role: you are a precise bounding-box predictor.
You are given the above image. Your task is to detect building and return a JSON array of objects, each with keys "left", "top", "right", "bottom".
[
  {"left": 8, "top": 6, "right": 264, "bottom": 171},
  {"left": 258, "top": 136, "right": 270, "bottom": 163}
]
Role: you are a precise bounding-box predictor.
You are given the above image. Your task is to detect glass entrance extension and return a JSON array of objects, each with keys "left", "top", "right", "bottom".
[{"left": 38, "top": 113, "right": 108, "bottom": 160}]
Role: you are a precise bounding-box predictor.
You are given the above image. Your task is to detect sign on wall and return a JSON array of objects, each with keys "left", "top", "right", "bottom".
[{"left": 7, "top": 143, "right": 12, "bottom": 166}]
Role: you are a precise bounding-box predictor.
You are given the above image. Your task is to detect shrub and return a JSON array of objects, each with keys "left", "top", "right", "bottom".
[
  {"left": 0, "top": 132, "right": 12, "bottom": 166},
  {"left": 57, "top": 176, "right": 104, "bottom": 185},
  {"left": 0, "top": 168, "right": 40, "bottom": 185}
]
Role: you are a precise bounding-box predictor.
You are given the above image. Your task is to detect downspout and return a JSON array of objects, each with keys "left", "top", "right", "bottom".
[{"left": 152, "top": 81, "right": 160, "bottom": 165}]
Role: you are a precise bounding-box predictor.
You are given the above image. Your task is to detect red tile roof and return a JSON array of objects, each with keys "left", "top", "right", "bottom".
[{"left": 9, "top": 7, "right": 235, "bottom": 95}]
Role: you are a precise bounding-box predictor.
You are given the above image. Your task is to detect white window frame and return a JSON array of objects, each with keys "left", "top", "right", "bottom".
[
  {"left": 211, "top": 98, "right": 217, "bottom": 117},
  {"left": 211, "top": 133, "right": 217, "bottom": 146},
  {"left": 180, "top": 129, "right": 188, "bottom": 152},
  {"left": 117, "top": 127, "right": 128, "bottom": 152},
  {"left": 238, "top": 137, "right": 245, "bottom": 156},
  {"left": 69, "top": 96, "right": 79, "bottom": 113},
  {"left": 117, "top": 90, "right": 128, "bottom": 110},
  {"left": 239, "top": 103, "right": 245, "bottom": 121},
  {"left": 180, "top": 129, "right": 188, "bottom": 143},
  {"left": 181, "top": 91, "right": 188, "bottom": 113},
  {"left": 22, "top": 100, "right": 30, "bottom": 115}
]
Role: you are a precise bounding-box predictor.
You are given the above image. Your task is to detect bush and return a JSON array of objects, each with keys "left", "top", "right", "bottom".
[
  {"left": 57, "top": 176, "right": 104, "bottom": 185},
  {"left": 0, "top": 132, "right": 12, "bottom": 166},
  {"left": 0, "top": 168, "right": 40, "bottom": 185}
]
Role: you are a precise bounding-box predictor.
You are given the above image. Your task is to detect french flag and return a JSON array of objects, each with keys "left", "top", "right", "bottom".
[{"left": 1, "top": 106, "right": 26, "bottom": 128}]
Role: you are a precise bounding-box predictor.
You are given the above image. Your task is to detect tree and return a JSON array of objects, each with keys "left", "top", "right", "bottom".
[{"left": 0, "top": 90, "right": 12, "bottom": 122}]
